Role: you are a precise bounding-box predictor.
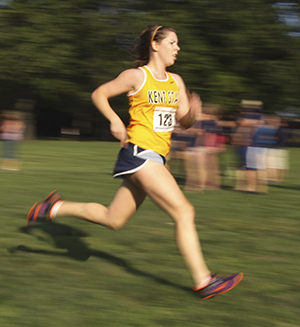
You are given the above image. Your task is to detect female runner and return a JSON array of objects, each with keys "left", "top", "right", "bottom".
[{"left": 27, "top": 25, "right": 243, "bottom": 300}]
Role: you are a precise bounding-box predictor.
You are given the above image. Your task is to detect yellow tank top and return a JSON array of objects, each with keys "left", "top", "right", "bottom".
[{"left": 127, "top": 66, "right": 179, "bottom": 157}]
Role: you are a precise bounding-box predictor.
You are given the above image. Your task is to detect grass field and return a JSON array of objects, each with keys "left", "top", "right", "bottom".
[{"left": 1, "top": 140, "right": 300, "bottom": 327}]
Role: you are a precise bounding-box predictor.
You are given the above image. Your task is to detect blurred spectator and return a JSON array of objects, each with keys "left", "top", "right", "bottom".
[
  {"left": 231, "top": 100, "right": 263, "bottom": 193},
  {"left": 1, "top": 112, "right": 25, "bottom": 171},
  {"left": 182, "top": 111, "right": 205, "bottom": 192},
  {"left": 266, "top": 115, "right": 289, "bottom": 182},
  {"left": 244, "top": 114, "right": 290, "bottom": 192},
  {"left": 231, "top": 117, "right": 253, "bottom": 191},
  {"left": 168, "top": 116, "right": 202, "bottom": 192},
  {"left": 169, "top": 104, "right": 227, "bottom": 192},
  {"left": 246, "top": 116, "right": 270, "bottom": 193},
  {"left": 199, "top": 105, "right": 226, "bottom": 190}
]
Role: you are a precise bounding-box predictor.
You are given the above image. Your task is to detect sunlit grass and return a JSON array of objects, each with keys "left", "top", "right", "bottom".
[{"left": 0, "top": 141, "right": 299, "bottom": 327}]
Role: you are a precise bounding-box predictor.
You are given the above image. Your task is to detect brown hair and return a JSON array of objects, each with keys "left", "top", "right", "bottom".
[{"left": 135, "top": 25, "right": 176, "bottom": 67}]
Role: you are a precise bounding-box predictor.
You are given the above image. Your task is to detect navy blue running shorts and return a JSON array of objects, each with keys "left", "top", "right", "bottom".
[{"left": 113, "top": 143, "right": 166, "bottom": 178}]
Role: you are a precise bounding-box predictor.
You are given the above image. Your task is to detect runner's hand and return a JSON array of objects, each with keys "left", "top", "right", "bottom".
[{"left": 110, "top": 119, "right": 128, "bottom": 146}]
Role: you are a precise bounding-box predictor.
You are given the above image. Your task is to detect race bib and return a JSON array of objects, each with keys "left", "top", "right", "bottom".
[{"left": 153, "top": 107, "right": 176, "bottom": 132}]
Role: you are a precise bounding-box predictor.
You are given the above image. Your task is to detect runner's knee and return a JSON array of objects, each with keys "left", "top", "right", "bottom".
[
  {"left": 106, "top": 218, "right": 126, "bottom": 230},
  {"left": 174, "top": 202, "right": 195, "bottom": 225}
]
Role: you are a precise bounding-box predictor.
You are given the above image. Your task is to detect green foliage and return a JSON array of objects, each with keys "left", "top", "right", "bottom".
[
  {"left": 0, "top": 0, "right": 300, "bottom": 117},
  {"left": 0, "top": 0, "right": 129, "bottom": 106}
]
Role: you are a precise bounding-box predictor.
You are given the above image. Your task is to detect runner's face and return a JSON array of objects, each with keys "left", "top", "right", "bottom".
[{"left": 157, "top": 31, "right": 180, "bottom": 67}]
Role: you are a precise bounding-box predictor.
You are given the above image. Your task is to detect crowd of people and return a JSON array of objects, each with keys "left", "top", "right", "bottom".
[{"left": 168, "top": 100, "right": 290, "bottom": 194}]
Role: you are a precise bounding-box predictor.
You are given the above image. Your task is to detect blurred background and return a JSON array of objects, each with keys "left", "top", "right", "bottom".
[{"left": 0, "top": 0, "right": 300, "bottom": 141}]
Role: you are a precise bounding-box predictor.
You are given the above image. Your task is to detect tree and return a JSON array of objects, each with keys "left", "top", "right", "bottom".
[
  {"left": 0, "top": 0, "right": 299, "bottom": 137},
  {"left": 0, "top": 0, "right": 127, "bottom": 108}
]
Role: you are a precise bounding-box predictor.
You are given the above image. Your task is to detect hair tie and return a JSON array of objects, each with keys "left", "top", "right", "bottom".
[{"left": 151, "top": 26, "right": 163, "bottom": 43}]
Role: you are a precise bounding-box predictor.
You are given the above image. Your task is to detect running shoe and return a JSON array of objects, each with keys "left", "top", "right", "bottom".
[
  {"left": 27, "top": 190, "right": 62, "bottom": 227},
  {"left": 194, "top": 272, "right": 243, "bottom": 300}
]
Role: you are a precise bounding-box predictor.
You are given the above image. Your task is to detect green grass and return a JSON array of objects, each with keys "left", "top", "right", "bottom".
[{"left": 1, "top": 140, "right": 300, "bottom": 327}]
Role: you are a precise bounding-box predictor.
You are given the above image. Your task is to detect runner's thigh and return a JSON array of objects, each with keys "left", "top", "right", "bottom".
[
  {"left": 107, "top": 178, "right": 147, "bottom": 229},
  {"left": 128, "top": 160, "right": 193, "bottom": 220}
]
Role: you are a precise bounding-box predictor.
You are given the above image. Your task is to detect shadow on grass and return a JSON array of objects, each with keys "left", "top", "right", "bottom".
[
  {"left": 268, "top": 182, "right": 300, "bottom": 191},
  {"left": 9, "top": 221, "right": 192, "bottom": 295}
]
